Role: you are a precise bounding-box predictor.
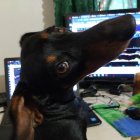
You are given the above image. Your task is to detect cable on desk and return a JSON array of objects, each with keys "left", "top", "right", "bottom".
[
  {"left": 91, "top": 94, "right": 120, "bottom": 109},
  {"left": 79, "top": 87, "right": 121, "bottom": 109}
]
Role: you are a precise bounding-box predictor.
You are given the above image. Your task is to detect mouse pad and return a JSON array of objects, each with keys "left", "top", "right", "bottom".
[
  {"left": 113, "top": 117, "right": 140, "bottom": 137},
  {"left": 92, "top": 104, "right": 140, "bottom": 137}
]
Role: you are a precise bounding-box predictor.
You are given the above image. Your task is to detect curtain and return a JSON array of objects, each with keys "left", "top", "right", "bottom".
[
  {"left": 138, "top": 0, "right": 140, "bottom": 8},
  {"left": 100, "top": 0, "right": 137, "bottom": 10},
  {"left": 53, "top": 0, "right": 97, "bottom": 26},
  {"left": 54, "top": 0, "right": 139, "bottom": 27}
]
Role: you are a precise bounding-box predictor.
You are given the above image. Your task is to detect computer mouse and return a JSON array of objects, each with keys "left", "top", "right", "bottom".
[{"left": 124, "top": 106, "right": 140, "bottom": 120}]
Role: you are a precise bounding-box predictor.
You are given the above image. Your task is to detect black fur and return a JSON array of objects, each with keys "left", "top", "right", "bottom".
[{"left": 10, "top": 15, "right": 136, "bottom": 140}]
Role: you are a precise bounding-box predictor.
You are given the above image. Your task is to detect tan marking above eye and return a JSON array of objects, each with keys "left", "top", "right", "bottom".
[
  {"left": 46, "top": 55, "right": 57, "bottom": 63},
  {"left": 40, "top": 32, "right": 48, "bottom": 39}
]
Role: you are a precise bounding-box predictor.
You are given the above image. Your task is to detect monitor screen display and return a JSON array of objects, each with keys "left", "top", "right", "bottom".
[
  {"left": 4, "top": 58, "right": 21, "bottom": 99},
  {"left": 66, "top": 9, "right": 140, "bottom": 83}
]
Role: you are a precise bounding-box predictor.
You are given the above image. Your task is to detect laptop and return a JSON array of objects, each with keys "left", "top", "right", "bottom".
[
  {"left": 0, "top": 58, "right": 21, "bottom": 124},
  {"left": 1, "top": 57, "right": 102, "bottom": 127},
  {"left": 0, "top": 58, "right": 21, "bottom": 139},
  {"left": 4, "top": 57, "right": 21, "bottom": 102}
]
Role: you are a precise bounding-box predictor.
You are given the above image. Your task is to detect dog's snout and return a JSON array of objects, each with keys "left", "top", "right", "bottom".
[
  {"left": 110, "top": 14, "right": 136, "bottom": 41},
  {"left": 95, "top": 14, "right": 136, "bottom": 41}
]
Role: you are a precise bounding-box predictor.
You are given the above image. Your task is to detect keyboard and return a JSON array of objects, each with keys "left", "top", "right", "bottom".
[
  {"left": 0, "top": 92, "right": 11, "bottom": 125},
  {"left": 1, "top": 106, "right": 12, "bottom": 125},
  {"left": 0, "top": 92, "right": 7, "bottom": 107}
]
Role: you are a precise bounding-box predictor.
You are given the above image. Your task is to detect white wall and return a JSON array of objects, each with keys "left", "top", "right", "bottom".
[{"left": 0, "top": 0, "right": 55, "bottom": 92}]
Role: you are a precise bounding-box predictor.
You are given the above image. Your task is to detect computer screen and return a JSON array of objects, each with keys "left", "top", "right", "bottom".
[
  {"left": 4, "top": 58, "right": 21, "bottom": 99},
  {"left": 65, "top": 9, "right": 140, "bottom": 83}
]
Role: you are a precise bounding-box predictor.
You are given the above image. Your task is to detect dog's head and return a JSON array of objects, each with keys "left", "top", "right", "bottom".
[{"left": 19, "top": 14, "right": 135, "bottom": 100}]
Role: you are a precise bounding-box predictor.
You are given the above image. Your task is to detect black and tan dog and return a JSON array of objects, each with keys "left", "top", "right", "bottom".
[{"left": 10, "top": 15, "right": 136, "bottom": 140}]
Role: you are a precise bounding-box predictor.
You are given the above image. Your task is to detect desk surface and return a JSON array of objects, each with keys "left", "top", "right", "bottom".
[
  {"left": 0, "top": 91, "right": 139, "bottom": 140},
  {"left": 87, "top": 114, "right": 131, "bottom": 140},
  {"left": 84, "top": 91, "right": 131, "bottom": 140}
]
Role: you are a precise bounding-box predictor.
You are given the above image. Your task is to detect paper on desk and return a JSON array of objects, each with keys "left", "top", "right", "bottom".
[{"left": 113, "top": 117, "right": 140, "bottom": 137}]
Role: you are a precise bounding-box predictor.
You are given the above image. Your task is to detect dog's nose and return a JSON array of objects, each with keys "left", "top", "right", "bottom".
[
  {"left": 120, "top": 14, "right": 136, "bottom": 40},
  {"left": 104, "top": 14, "right": 136, "bottom": 41}
]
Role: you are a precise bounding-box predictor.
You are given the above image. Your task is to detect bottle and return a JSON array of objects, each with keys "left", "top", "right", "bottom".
[{"left": 133, "top": 73, "right": 140, "bottom": 95}]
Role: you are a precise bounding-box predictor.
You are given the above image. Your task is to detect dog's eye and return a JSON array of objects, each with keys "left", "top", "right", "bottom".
[{"left": 56, "top": 61, "right": 69, "bottom": 74}]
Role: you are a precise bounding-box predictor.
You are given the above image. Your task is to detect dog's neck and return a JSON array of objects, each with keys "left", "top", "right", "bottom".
[
  {"left": 33, "top": 88, "right": 76, "bottom": 107},
  {"left": 17, "top": 81, "right": 76, "bottom": 109},
  {"left": 29, "top": 84, "right": 77, "bottom": 121}
]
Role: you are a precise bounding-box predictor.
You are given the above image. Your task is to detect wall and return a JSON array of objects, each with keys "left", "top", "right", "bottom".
[
  {"left": 0, "top": 0, "right": 55, "bottom": 92},
  {"left": 42, "top": 0, "right": 55, "bottom": 28}
]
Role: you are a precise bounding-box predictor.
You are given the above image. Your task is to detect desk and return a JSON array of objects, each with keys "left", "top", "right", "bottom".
[
  {"left": 87, "top": 115, "right": 130, "bottom": 140},
  {"left": 0, "top": 91, "right": 140, "bottom": 140},
  {"left": 84, "top": 90, "right": 140, "bottom": 140}
]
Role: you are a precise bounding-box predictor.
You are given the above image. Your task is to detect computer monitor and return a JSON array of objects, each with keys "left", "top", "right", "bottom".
[{"left": 65, "top": 9, "right": 140, "bottom": 84}]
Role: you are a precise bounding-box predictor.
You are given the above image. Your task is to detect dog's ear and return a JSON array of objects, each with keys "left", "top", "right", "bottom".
[
  {"left": 20, "top": 32, "right": 37, "bottom": 47},
  {"left": 10, "top": 96, "right": 35, "bottom": 140}
]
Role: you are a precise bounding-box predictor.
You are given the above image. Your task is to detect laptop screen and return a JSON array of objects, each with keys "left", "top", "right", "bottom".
[{"left": 4, "top": 58, "right": 21, "bottom": 99}]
